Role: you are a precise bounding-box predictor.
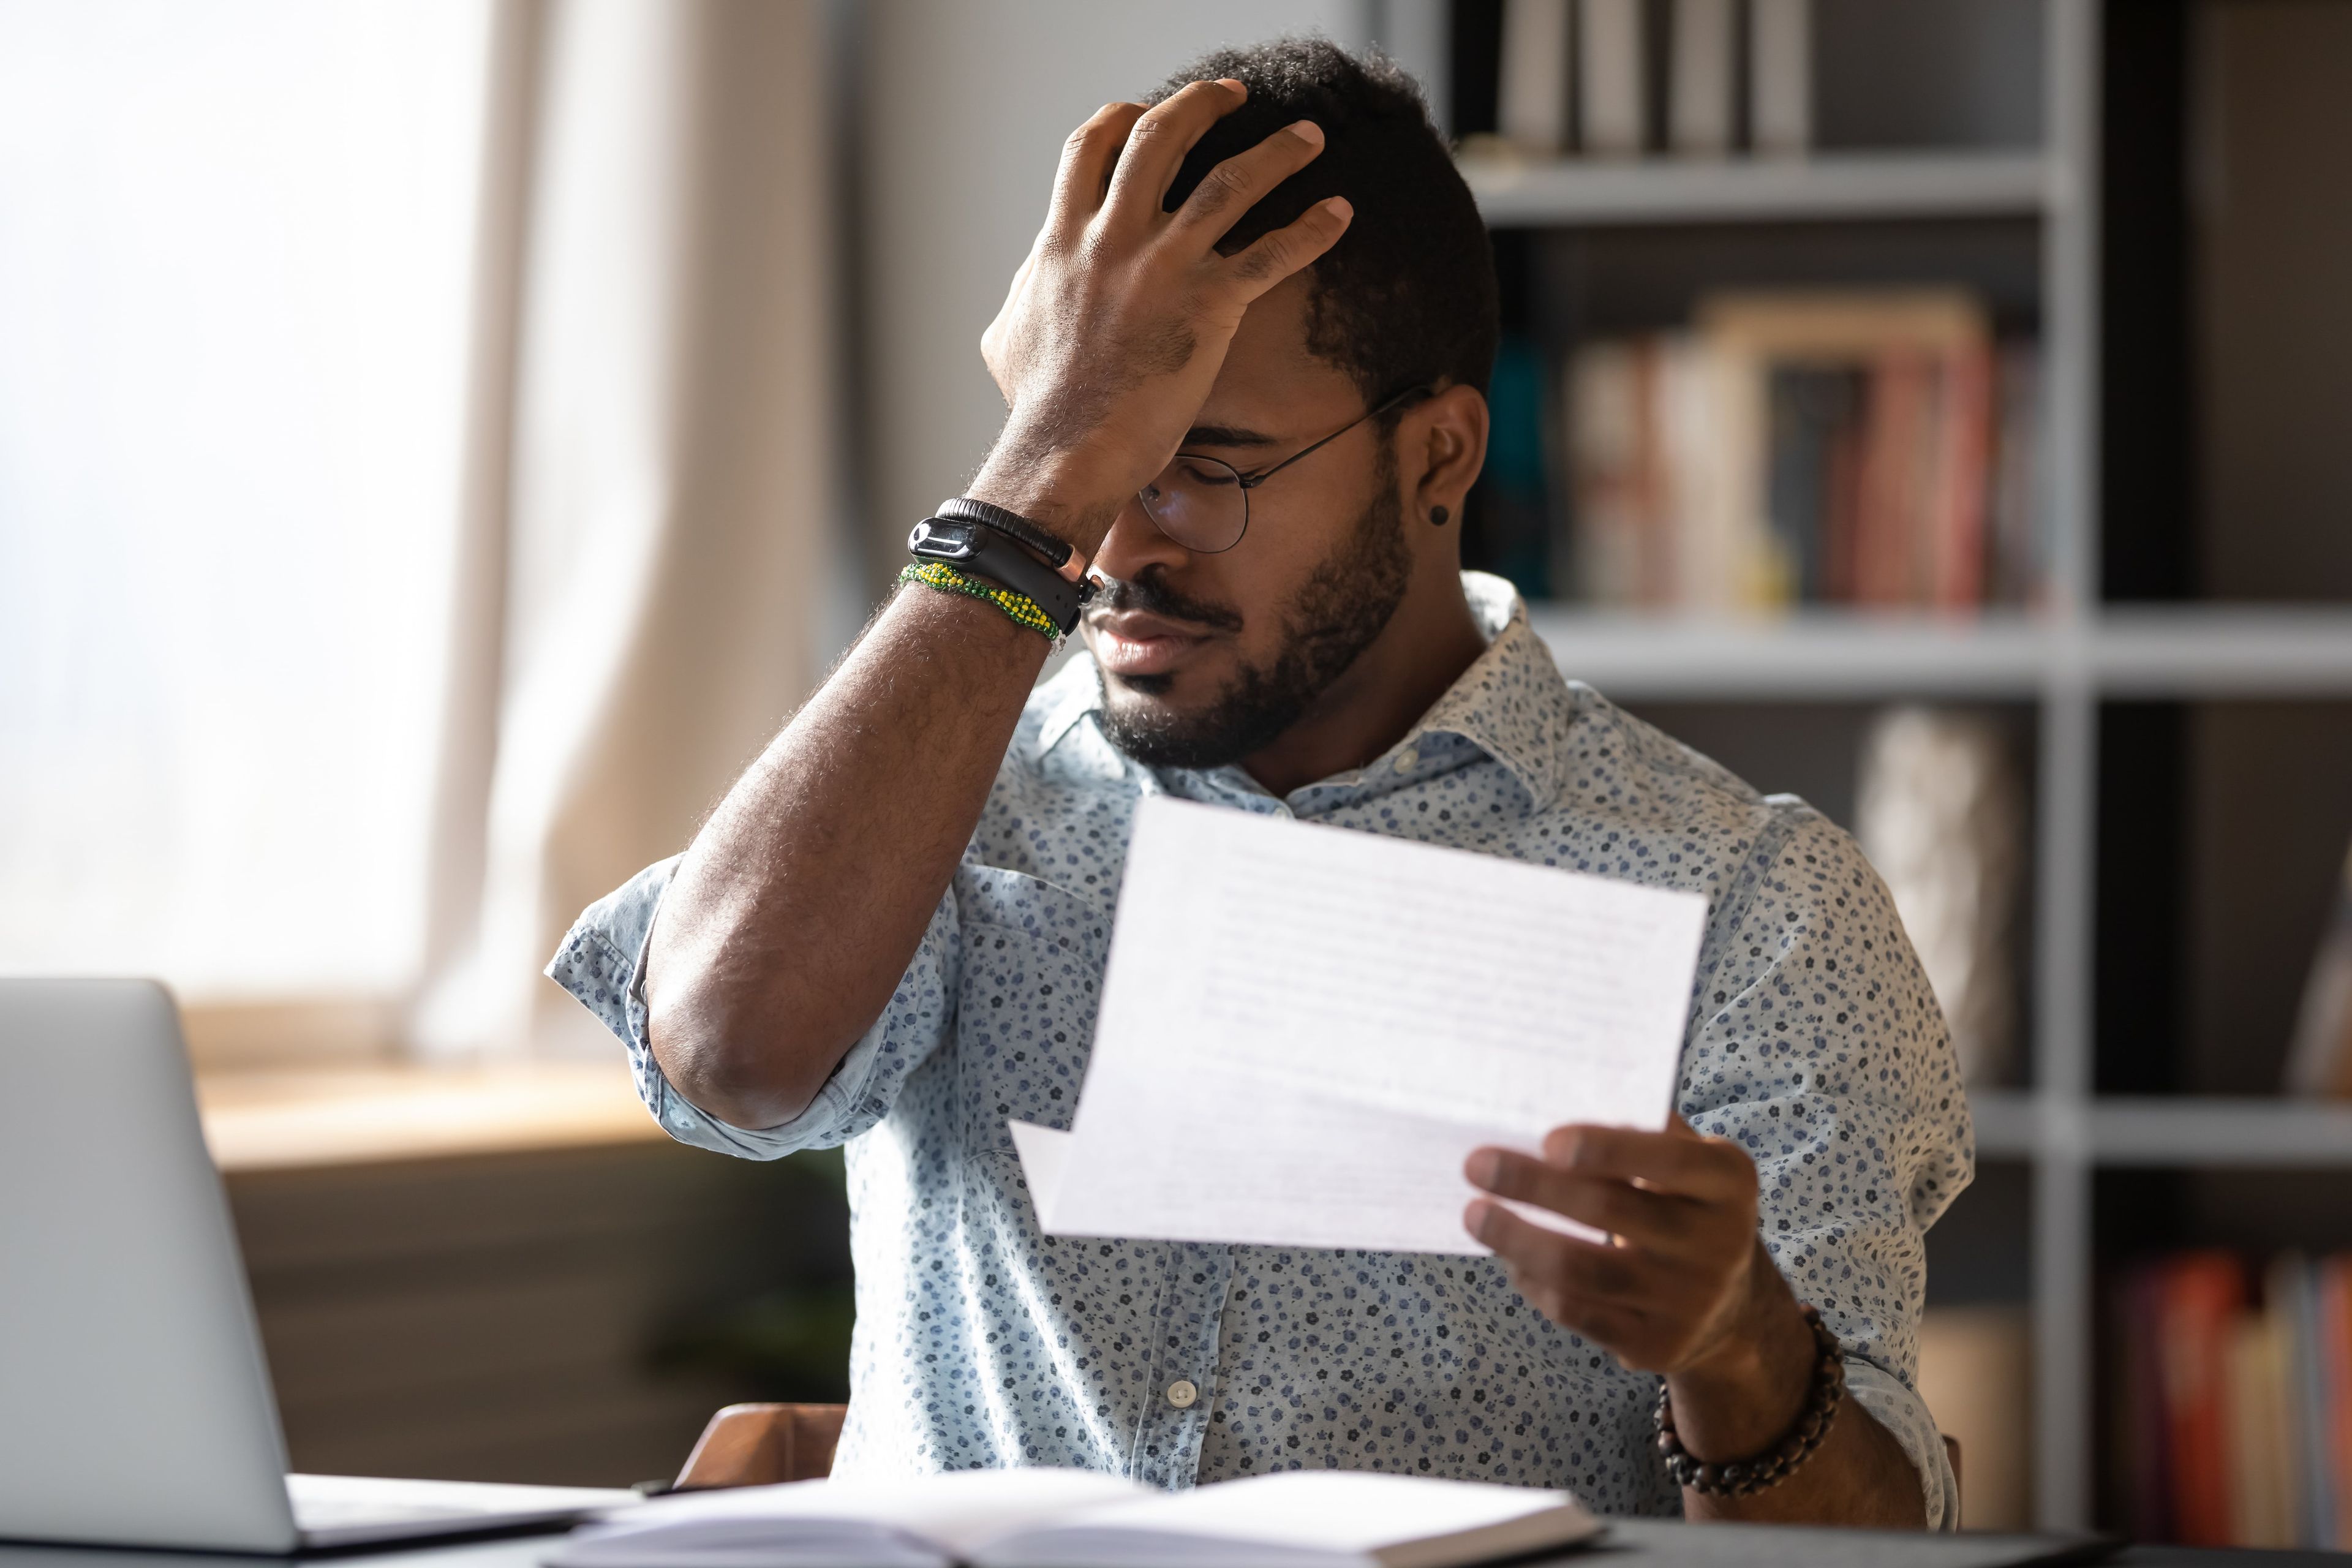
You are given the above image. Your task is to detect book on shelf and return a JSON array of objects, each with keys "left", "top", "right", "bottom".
[
  {"left": 2325, "top": 1256, "right": 2352, "bottom": 1548},
  {"left": 1496, "top": 0, "right": 1573, "bottom": 155},
  {"left": 2162, "top": 1253, "right": 2241, "bottom": 1546},
  {"left": 1577, "top": 0, "right": 1647, "bottom": 156},
  {"left": 2228, "top": 1287, "right": 2295, "bottom": 1548},
  {"left": 1482, "top": 334, "right": 1556, "bottom": 597},
  {"left": 1560, "top": 289, "right": 2046, "bottom": 612},
  {"left": 1988, "top": 344, "right": 2047, "bottom": 607},
  {"left": 1667, "top": 0, "right": 1736, "bottom": 155},
  {"left": 1915, "top": 1305, "right": 2032, "bottom": 1531},
  {"left": 2285, "top": 834, "right": 2352, "bottom": 1098},
  {"left": 2284, "top": 1252, "right": 2341, "bottom": 1547},
  {"left": 2112, "top": 1250, "right": 2352, "bottom": 1548},
  {"left": 549, "top": 1467, "right": 1603, "bottom": 1568},
  {"left": 1460, "top": 0, "right": 1811, "bottom": 164},
  {"left": 1747, "top": 0, "right": 1812, "bottom": 155}
]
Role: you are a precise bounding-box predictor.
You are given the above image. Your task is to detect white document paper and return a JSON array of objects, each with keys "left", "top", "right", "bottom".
[{"left": 1013, "top": 796, "right": 1706, "bottom": 1256}]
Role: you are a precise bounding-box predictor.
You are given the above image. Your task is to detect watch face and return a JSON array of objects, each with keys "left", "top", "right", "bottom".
[{"left": 907, "top": 519, "right": 978, "bottom": 560}]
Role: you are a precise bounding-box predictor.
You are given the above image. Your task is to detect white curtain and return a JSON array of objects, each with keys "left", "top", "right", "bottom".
[{"left": 420, "top": 0, "right": 839, "bottom": 1059}]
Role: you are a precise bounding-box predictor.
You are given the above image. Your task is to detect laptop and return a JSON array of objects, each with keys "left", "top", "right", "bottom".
[{"left": 0, "top": 978, "right": 641, "bottom": 1553}]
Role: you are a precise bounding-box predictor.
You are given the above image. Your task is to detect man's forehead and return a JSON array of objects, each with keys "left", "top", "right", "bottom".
[{"left": 1188, "top": 274, "right": 1359, "bottom": 448}]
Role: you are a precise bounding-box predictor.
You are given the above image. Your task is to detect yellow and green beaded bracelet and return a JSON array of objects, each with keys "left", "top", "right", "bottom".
[{"left": 898, "top": 560, "right": 1060, "bottom": 644}]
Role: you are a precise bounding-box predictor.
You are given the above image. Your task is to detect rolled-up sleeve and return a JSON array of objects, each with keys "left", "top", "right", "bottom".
[
  {"left": 546, "top": 855, "right": 962, "bottom": 1161},
  {"left": 1677, "top": 807, "right": 1973, "bottom": 1530}
]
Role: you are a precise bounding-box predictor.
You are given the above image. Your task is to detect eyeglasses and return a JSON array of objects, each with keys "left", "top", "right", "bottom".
[{"left": 1135, "top": 383, "right": 1431, "bottom": 554}]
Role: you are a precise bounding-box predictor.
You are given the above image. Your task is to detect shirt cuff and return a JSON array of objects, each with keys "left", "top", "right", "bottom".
[
  {"left": 544, "top": 855, "right": 881, "bottom": 1161},
  {"left": 1842, "top": 1355, "right": 1960, "bottom": 1531}
]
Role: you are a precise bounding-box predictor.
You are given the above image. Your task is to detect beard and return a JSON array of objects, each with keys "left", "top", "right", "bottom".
[{"left": 1093, "top": 466, "right": 1413, "bottom": 772}]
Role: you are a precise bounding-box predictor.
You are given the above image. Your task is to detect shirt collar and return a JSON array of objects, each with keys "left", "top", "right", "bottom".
[
  {"left": 1036, "top": 571, "right": 1576, "bottom": 808},
  {"left": 1398, "top": 571, "right": 1575, "bottom": 806},
  {"left": 1034, "top": 652, "right": 1106, "bottom": 755}
]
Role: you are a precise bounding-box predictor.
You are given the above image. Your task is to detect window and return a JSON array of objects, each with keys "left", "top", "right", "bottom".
[{"left": 0, "top": 1, "right": 492, "bottom": 1005}]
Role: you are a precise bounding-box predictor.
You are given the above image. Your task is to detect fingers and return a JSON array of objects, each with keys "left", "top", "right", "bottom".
[
  {"left": 1537, "top": 1122, "right": 1757, "bottom": 1204},
  {"left": 1169, "top": 119, "right": 1327, "bottom": 241},
  {"left": 1049, "top": 100, "right": 1148, "bottom": 232},
  {"left": 1467, "top": 1199, "right": 1657, "bottom": 1314},
  {"left": 1466, "top": 1146, "right": 1696, "bottom": 1246},
  {"left": 1102, "top": 78, "right": 1245, "bottom": 221},
  {"left": 1467, "top": 1122, "right": 1769, "bottom": 1377},
  {"left": 1223, "top": 195, "right": 1352, "bottom": 297},
  {"left": 1074, "top": 77, "right": 1351, "bottom": 309},
  {"left": 1467, "top": 1197, "right": 1735, "bottom": 1374}
]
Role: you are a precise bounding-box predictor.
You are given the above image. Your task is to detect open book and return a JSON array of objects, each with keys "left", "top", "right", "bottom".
[{"left": 550, "top": 1468, "right": 1603, "bottom": 1568}]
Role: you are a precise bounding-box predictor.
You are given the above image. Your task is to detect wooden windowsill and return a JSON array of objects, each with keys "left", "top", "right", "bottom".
[{"left": 195, "top": 1059, "right": 665, "bottom": 1174}]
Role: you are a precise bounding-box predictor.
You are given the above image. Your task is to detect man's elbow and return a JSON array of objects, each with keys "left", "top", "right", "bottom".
[{"left": 645, "top": 981, "right": 840, "bottom": 1133}]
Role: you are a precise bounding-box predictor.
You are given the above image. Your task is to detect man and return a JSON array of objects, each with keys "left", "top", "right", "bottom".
[{"left": 551, "top": 40, "right": 1970, "bottom": 1528}]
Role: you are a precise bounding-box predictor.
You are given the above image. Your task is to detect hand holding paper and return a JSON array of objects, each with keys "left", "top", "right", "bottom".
[{"left": 1012, "top": 796, "right": 1707, "bottom": 1255}]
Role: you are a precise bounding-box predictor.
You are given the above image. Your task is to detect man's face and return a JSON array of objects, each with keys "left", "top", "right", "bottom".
[{"left": 1078, "top": 273, "right": 1414, "bottom": 770}]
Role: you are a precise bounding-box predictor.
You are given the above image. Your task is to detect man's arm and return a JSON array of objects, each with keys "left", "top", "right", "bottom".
[
  {"left": 646, "top": 592, "right": 1042, "bottom": 1130},
  {"left": 643, "top": 82, "right": 1354, "bottom": 1130}
]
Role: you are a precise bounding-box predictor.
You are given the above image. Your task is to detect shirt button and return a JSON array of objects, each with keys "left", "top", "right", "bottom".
[
  {"left": 1395, "top": 747, "right": 1419, "bottom": 771},
  {"left": 1165, "top": 1379, "right": 1199, "bottom": 1409}
]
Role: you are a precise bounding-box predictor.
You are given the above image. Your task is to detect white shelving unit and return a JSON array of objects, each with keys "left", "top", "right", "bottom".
[{"left": 1384, "top": 0, "right": 2352, "bottom": 1530}]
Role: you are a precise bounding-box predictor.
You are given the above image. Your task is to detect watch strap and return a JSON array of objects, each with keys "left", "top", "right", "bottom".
[
  {"left": 907, "top": 518, "right": 1087, "bottom": 635},
  {"left": 934, "top": 496, "right": 1089, "bottom": 582}
]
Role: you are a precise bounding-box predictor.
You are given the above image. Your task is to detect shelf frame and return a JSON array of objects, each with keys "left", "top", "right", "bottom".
[
  {"left": 1525, "top": 604, "right": 2352, "bottom": 702},
  {"left": 2086, "top": 1099, "right": 2352, "bottom": 1167},
  {"left": 1966, "top": 1091, "right": 2352, "bottom": 1168},
  {"left": 1464, "top": 149, "right": 2060, "bottom": 228}
]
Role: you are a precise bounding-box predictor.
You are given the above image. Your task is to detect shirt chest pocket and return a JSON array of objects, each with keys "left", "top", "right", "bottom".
[{"left": 951, "top": 865, "right": 1112, "bottom": 1158}]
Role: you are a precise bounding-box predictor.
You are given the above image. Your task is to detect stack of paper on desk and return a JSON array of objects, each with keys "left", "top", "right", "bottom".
[
  {"left": 1011, "top": 796, "right": 1708, "bottom": 1256},
  {"left": 550, "top": 1468, "right": 1602, "bottom": 1568}
]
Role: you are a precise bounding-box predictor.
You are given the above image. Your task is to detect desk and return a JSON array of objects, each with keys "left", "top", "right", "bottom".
[{"left": 0, "top": 1520, "right": 2318, "bottom": 1568}]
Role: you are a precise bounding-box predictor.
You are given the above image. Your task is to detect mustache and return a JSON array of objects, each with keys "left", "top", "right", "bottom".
[{"left": 1090, "top": 568, "right": 1244, "bottom": 635}]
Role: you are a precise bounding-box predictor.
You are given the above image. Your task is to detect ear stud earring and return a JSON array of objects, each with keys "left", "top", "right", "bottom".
[{"left": 1430, "top": 505, "right": 1450, "bottom": 526}]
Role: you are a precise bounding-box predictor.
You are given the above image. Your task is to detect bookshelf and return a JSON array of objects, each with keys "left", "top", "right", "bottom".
[{"left": 1382, "top": 0, "right": 2352, "bottom": 1533}]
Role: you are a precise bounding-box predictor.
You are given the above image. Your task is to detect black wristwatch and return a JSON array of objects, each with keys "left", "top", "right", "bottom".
[
  {"left": 933, "top": 496, "right": 1090, "bottom": 581},
  {"left": 907, "top": 518, "right": 1090, "bottom": 636}
]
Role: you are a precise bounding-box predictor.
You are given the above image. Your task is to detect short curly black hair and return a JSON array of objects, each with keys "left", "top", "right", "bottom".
[{"left": 1149, "top": 37, "right": 1499, "bottom": 411}]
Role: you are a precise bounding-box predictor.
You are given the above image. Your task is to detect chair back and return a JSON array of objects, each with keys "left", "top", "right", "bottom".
[{"left": 676, "top": 1403, "right": 846, "bottom": 1488}]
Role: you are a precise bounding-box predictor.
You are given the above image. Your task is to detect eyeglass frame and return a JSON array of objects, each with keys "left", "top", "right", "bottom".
[{"left": 1138, "top": 380, "right": 1438, "bottom": 554}]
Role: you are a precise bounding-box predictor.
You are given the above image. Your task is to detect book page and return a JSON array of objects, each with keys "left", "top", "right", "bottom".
[
  {"left": 551, "top": 1471, "right": 1150, "bottom": 1568},
  {"left": 1022, "top": 797, "right": 1705, "bottom": 1255},
  {"left": 974, "top": 1470, "right": 1599, "bottom": 1568}
]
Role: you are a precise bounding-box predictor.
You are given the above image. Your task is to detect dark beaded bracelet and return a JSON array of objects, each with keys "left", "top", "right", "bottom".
[{"left": 1654, "top": 1302, "right": 1847, "bottom": 1497}]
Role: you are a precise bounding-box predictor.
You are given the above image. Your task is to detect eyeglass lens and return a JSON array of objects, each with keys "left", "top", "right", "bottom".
[{"left": 1136, "top": 454, "right": 1249, "bottom": 554}]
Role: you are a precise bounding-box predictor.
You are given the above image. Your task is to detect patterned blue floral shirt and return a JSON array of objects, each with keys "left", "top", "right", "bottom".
[{"left": 550, "top": 573, "right": 1972, "bottom": 1526}]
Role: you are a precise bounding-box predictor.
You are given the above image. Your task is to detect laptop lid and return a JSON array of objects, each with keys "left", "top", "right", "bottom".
[{"left": 0, "top": 979, "right": 300, "bottom": 1553}]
